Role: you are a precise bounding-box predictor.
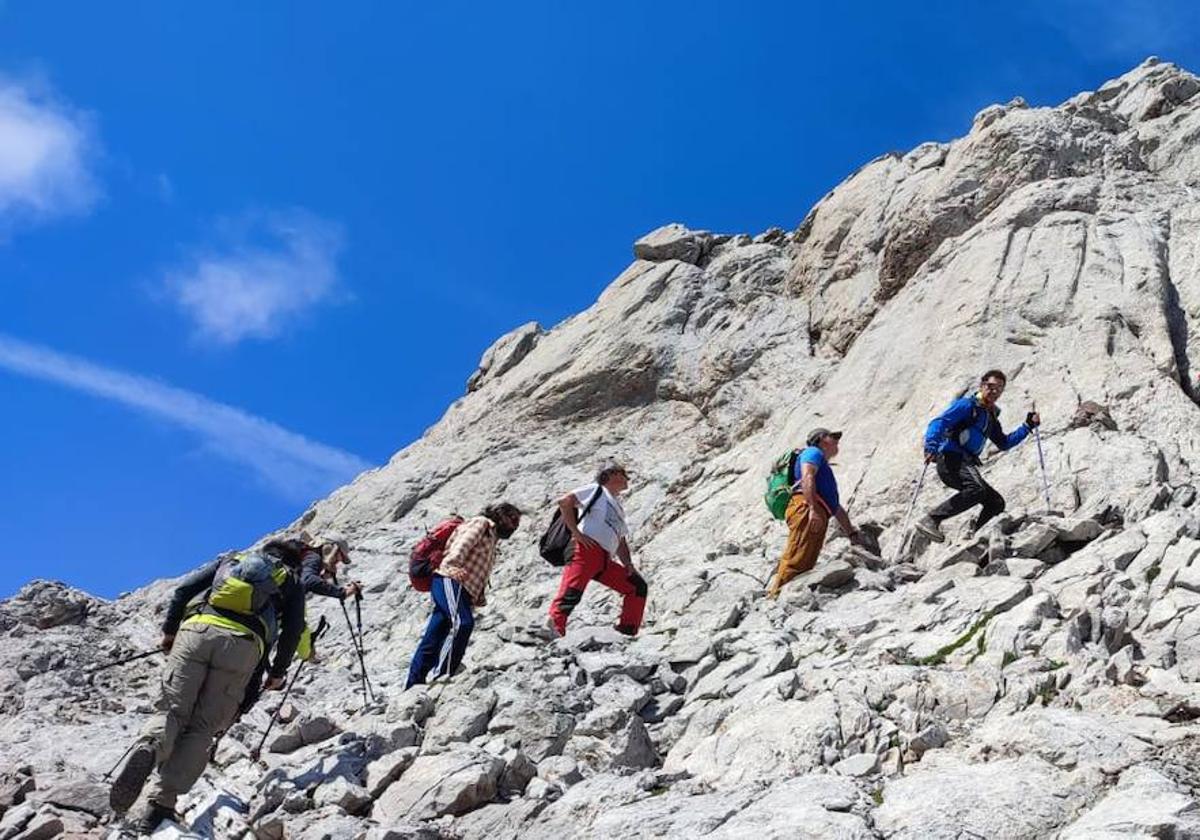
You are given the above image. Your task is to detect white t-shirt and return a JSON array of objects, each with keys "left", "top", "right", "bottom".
[{"left": 571, "top": 483, "right": 629, "bottom": 556}]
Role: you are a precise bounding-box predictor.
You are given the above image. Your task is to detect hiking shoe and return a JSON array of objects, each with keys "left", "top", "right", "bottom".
[
  {"left": 132, "top": 801, "right": 176, "bottom": 835},
  {"left": 913, "top": 515, "right": 946, "bottom": 543},
  {"left": 614, "top": 624, "right": 637, "bottom": 637},
  {"left": 109, "top": 741, "right": 156, "bottom": 814}
]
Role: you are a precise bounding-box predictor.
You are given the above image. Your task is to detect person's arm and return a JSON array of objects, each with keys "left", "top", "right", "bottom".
[
  {"left": 924, "top": 398, "right": 973, "bottom": 456},
  {"left": 834, "top": 506, "right": 862, "bottom": 543},
  {"left": 616, "top": 536, "right": 635, "bottom": 569},
  {"left": 558, "top": 490, "right": 600, "bottom": 549},
  {"left": 267, "top": 580, "right": 306, "bottom": 681},
  {"left": 989, "top": 408, "right": 1035, "bottom": 451},
  {"left": 449, "top": 519, "right": 491, "bottom": 607},
  {"left": 800, "top": 462, "right": 823, "bottom": 516},
  {"left": 300, "top": 552, "right": 346, "bottom": 599},
  {"left": 238, "top": 657, "right": 268, "bottom": 715},
  {"left": 161, "top": 561, "right": 220, "bottom": 646}
]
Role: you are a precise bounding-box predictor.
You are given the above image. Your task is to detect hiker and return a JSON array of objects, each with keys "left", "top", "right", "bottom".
[
  {"left": 914, "top": 369, "right": 1040, "bottom": 542},
  {"left": 547, "top": 461, "right": 648, "bottom": 636},
  {"left": 236, "top": 533, "right": 358, "bottom": 717},
  {"left": 108, "top": 541, "right": 306, "bottom": 834},
  {"left": 767, "top": 428, "right": 864, "bottom": 598},
  {"left": 300, "top": 532, "right": 362, "bottom": 602},
  {"left": 404, "top": 502, "right": 522, "bottom": 689}
]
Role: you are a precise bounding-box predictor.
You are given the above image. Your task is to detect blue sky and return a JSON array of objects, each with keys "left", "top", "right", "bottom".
[{"left": 3, "top": 2, "right": 1198, "bottom": 599}]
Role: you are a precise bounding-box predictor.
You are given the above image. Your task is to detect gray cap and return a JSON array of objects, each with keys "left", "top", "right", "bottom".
[{"left": 806, "top": 428, "right": 843, "bottom": 447}]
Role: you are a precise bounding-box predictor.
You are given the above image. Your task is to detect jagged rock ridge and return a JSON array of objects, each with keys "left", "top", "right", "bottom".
[{"left": 6, "top": 58, "right": 1200, "bottom": 839}]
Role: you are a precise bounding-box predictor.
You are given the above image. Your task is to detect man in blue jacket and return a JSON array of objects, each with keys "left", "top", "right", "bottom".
[{"left": 914, "top": 369, "right": 1040, "bottom": 543}]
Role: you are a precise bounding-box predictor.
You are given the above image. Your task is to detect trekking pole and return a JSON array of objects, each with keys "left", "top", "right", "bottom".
[
  {"left": 250, "top": 615, "right": 329, "bottom": 761},
  {"left": 85, "top": 648, "right": 161, "bottom": 675},
  {"left": 353, "top": 591, "right": 377, "bottom": 701},
  {"left": 1032, "top": 403, "right": 1052, "bottom": 515},
  {"left": 890, "top": 461, "right": 930, "bottom": 565},
  {"left": 102, "top": 740, "right": 140, "bottom": 781},
  {"left": 341, "top": 597, "right": 375, "bottom": 705}
]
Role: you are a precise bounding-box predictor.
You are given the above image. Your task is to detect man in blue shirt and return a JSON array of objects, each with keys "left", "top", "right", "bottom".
[
  {"left": 914, "top": 369, "right": 1040, "bottom": 543},
  {"left": 767, "top": 427, "right": 863, "bottom": 598}
]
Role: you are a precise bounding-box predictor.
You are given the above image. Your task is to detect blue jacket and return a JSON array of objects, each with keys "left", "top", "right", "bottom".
[{"left": 924, "top": 394, "right": 1030, "bottom": 460}]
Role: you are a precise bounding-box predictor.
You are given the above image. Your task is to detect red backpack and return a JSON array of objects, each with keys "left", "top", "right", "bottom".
[{"left": 409, "top": 516, "right": 465, "bottom": 591}]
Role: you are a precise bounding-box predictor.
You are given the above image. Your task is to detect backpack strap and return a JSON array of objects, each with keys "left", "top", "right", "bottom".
[
  {"left": 787, "top": 448, "right": 804, "bottom": 492},
  {"left": 580, "top": 485, "right": 604, "bottom": 519},
  {"left": 948, "top": 399, "right": 983, "bottom": 444}
]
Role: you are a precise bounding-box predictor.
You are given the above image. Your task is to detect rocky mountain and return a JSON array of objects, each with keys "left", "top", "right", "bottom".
[{"left": 5, "top": 57, "right": 1200, "bottom": 839}]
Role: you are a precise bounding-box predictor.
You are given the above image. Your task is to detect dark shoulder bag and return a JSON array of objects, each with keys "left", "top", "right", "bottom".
[{"left": 538, "top": 486, "right": 604, "bottom": 567}]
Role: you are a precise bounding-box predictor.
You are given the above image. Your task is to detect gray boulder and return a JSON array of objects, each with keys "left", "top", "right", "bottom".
[{"left": 373, "top": 745, "right": 504, "bottom": 822}]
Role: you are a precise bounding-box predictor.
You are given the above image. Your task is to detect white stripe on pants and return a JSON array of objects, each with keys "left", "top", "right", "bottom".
[{"left": 433, "top": 576, "right": 462, "bottom": 679}]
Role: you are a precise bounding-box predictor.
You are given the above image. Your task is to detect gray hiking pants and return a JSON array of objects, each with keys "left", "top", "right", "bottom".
[{"left": 141, "top": 622, "right": 260, "bottom": 808}]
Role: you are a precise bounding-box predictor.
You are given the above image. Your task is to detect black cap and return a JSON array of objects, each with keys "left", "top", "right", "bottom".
[{"left": 806, "top": 428, "right": 843, "bottom": 447}]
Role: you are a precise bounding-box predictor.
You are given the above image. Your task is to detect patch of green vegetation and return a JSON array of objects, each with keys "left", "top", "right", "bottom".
[
  {"left": 871, "top": 787, "right": 884, "bottom": 806},
  {"left": 1045, "top": 659, "right": 1067, "bottom": 671},
  {"left": 1001, "top": 650, "right": 1018, "bottom": 668},
  {"left": 913, "top": 610, "right": 996, "bottom": 667},
  {"left": 648, "top": 785, "right": 671, "bottom": 797},
  {"left": 966, "top": 629, "right": 989, "bottom": 665},
  {"left": 1038, "top": 684, "right": 1059, "bottom": 706}
]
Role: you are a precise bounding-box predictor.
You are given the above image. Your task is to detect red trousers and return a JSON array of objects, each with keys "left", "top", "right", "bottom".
[{"left": 548, "top": 540, "right": 647, "bottom": 636}]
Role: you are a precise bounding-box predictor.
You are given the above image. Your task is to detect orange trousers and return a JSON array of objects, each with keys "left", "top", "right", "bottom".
[{"left": 768, "top": 495, "right": 829, "bottom": 597}]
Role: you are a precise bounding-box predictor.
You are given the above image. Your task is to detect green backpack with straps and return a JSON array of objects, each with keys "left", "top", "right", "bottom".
[
  {"left": 209, "top": 551, "right": 289, "bottom": 616},
  {"left": 764, "top": 448, "right": 803, "bottom": 520}
]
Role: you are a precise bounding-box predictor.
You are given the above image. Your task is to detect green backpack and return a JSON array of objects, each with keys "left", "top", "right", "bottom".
[{"left": 764, "top": 448, "right": 803, "bottom": 520}]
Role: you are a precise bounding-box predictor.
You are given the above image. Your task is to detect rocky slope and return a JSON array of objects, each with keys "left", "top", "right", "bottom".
[{"left": 5, "top": 58, "right": 1200, "bottom": 839}]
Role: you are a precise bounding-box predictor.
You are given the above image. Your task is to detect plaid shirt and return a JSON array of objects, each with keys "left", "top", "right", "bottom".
[{"left": 437, "top": 516, "right": 499, "bottom": 607}]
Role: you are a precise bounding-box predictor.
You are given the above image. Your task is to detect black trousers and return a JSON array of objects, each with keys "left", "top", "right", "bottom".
[{"left": 928, "top": 452, "right": 1005, "bottom": 530}]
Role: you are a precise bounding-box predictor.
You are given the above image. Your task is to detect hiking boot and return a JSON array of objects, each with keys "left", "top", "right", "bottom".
[
  {"left": 132, "top": 801, "right": 176, "bottom": 835},
  {"left": 913, "top": 514, "right": 946, "bottom": 543},
  {"left": 614, "top": 624, "right": 637, "bottom": 637},
  {"left": 109, "top": 741, "right": 156, "bottom": 814}
]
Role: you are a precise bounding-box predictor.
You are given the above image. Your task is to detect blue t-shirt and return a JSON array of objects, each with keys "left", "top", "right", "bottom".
[{"left": 792, "top": 446, "right": 839, "bottom": 514}]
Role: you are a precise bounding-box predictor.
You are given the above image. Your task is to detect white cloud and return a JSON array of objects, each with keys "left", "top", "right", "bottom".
[
  {"left": 0, "top": 76, "right": 98, "bottom": 223},
  {"left": 164, "top": 210, "right": 345, "bottom": 345},
  {"left": 0, "top": 332, "right": 373, "bottom": 502}
]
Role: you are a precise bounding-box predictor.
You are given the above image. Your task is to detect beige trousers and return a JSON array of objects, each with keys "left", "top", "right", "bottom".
[
  {"left": 141, "top": 622, "right": 259, "bottom": 808},
  {"left": 768, "top": 495, "right": 829, "bottom": 597}
]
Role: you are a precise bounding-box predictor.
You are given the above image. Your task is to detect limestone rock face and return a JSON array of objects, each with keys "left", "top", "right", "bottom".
[{"left": 7, "top": 59, "right": 1200, "bottom": 838}]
